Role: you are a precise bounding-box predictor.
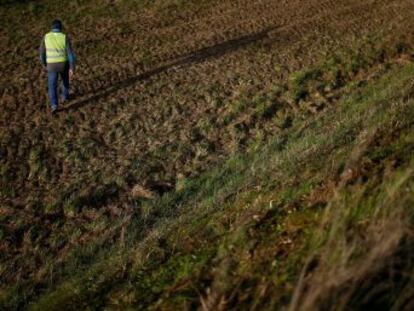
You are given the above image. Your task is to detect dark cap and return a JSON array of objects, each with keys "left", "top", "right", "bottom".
[{"left": 52, "top": 19, "right": 62, "bottom": 30}]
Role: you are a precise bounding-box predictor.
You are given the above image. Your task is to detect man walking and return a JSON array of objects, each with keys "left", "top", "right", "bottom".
[{"left": 40, "top": 19, "right": 76, "bottom": 113}]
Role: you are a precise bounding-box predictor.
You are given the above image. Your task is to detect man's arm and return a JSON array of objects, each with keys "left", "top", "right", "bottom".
[
  {"left": 39, "top": 36, "right": 46, "bottom": 67},
  {"left": 66, "top": 36, "right": 76, "bottom": 71}
]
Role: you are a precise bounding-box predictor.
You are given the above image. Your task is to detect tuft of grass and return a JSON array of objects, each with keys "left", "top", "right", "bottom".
[{"left": 287, "top": 68, "right": 322, "bottom": 102}]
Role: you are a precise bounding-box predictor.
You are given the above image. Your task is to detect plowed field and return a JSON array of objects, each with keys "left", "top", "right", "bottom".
[
  {"left": 1, "top": 0, "right": 414, "bottom": 309},
  {"left": 1, "top": 0, "right": 413, "bottom": 204}
]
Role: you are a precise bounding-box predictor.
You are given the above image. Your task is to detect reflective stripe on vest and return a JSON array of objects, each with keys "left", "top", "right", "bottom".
[{"left": 45, "top": 32, "right": 67, "bottom": 63}]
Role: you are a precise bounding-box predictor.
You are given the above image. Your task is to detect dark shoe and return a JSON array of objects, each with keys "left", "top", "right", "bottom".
[
  {"left": 51, "top": 106, "right": 58, "bottom": 114},
  {"left": 61, "top": 95, "right": 71, "bottom": 103}
]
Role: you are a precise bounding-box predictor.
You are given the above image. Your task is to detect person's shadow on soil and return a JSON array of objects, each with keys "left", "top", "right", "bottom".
[{"left": 61, "top": 26, "right": 275, "bottom": 112}]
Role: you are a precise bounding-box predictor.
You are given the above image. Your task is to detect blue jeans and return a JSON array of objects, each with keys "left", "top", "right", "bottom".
[{"left": 48, "top": 68, "right": 69, "bottom": 109}]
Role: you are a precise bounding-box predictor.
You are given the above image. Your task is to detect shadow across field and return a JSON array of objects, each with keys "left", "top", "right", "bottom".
[{"left": 61, "top": 26, "right": 275, "bottom": 112}]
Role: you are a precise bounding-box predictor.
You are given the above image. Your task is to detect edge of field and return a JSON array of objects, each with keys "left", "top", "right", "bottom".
[{"left": 3, "top": 49, "right": 413, "bottom": 310}]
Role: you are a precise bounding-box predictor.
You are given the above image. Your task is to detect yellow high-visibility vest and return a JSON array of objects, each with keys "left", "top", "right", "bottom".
[{"left": 45, "top": 32, "right": 68, "bottom": 63}]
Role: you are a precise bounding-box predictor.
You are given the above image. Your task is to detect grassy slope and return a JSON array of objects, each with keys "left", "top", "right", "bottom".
[
  {"left": 4, "top": 52, "right": 414, "bottom": 311},
  {"left": 1, "top": 0, "right": 414, "bottom": 310}
]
